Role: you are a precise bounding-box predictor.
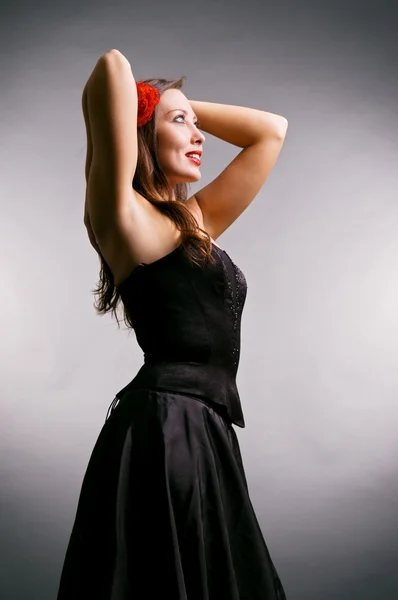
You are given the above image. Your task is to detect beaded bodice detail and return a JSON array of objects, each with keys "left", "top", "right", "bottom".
[
  {"left": 116, "top": 243, "right": 248, "bottom": 427},
  {"left": 214, "top": 247, "right": 247, "bottom": 370}
]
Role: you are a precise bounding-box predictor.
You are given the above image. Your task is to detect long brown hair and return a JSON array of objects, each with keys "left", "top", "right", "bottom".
[{"left": 91, "top": 76, "right": 216, "bottom": 329}]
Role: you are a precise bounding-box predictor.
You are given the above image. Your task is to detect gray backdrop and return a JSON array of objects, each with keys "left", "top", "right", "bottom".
[{"left": 1, "top": 0, "right": 398, "bottom": 598}]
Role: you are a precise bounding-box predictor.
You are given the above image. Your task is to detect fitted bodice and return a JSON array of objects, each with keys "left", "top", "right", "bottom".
[{"left": 114, "top": 243, "right": 248, "bottom": 427}]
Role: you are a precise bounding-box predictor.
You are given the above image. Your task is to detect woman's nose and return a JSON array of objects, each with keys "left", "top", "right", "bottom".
[{"left": 192, "top": 128, "right": 205, "bottom": 144}]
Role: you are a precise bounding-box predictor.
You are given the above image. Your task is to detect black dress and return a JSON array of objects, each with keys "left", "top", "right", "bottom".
[{"left": 57, "top": 242, "right": 286, "bottom": 599}]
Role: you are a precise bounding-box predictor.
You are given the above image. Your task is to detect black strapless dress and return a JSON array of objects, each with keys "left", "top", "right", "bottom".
[{"left": 57, "top": 242, "right": 287, "bottom": 599}]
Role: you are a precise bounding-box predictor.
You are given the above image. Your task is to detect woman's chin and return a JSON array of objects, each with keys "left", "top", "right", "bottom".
[
  {"left": 184, "top": 170, "right": 202, "bottom": 183},
  {"left": 168, "top": 171, "right": 202, "bottom": 186}
]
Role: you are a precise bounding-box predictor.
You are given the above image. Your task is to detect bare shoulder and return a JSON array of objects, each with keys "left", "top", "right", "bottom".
[
  {"left": 97, "top": 191, "right": 216, "bottom": 287},
  {"left": 98, "top": 189, "right": 176, "bottom": 286}
]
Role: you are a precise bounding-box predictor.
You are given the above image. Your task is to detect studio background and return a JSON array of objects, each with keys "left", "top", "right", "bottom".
[{"left": 1, "top": 0, "right": 398, "bottom": 598}]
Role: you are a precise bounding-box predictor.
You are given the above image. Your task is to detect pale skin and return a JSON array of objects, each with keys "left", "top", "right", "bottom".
[{"left": 83, "top": 49, "right": 288, "bottom": 286}]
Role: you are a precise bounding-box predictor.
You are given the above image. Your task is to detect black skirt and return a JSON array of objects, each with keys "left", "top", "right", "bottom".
[{"left": 57, "top": 389, "right": 286, "bottom": 599}]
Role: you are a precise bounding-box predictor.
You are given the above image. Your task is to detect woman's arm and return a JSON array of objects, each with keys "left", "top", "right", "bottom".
[
  {"left": 82, "top": 81, "right": 102, "bottom": 255},
  {"left": 188, "top": 99, "right": 288, "bottom": 240},
  {"left": 82, "top": 83, "right": 93, "bottom": 185},
  {"left": 189, "top": 100, "right": 287, "bottom": 147},
  {"left": 82, "top": 82, "right": 93, "bottom": 222},
  {"left": 82, "top": 50, "right": 140, "bottom": 250}
]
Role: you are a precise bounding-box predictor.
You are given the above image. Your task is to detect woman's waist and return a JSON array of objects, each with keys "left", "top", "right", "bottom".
[{"left": 115, "top": 360, "right": 238, "bottom": 403}]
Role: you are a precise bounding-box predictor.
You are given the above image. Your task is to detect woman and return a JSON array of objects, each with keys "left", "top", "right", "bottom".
[{"left": 57, "top": 48, "right": 288, "bottom": 599}]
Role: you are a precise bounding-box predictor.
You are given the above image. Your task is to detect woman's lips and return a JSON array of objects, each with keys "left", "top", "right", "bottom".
[{"left": 186, "top": 155, "right": 201, "bottom": 166}]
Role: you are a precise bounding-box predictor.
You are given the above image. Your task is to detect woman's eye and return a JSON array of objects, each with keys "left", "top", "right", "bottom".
[{"left": 174, "top": 115, "right": 200, "bottom": 129}]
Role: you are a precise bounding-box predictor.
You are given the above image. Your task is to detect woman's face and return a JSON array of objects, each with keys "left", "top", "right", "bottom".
[{"left": 155, "top": 89, "right": 205, "bottom": 188}]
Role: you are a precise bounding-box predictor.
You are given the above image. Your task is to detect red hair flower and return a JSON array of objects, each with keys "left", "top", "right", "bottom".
[{"left": 136, "top": 82, "right": 161, "bottom": 127}]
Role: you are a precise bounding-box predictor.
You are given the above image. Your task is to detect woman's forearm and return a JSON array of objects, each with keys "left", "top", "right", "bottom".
[{"left": 189, "top": 100, "right": 287, "bottom": 148}]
